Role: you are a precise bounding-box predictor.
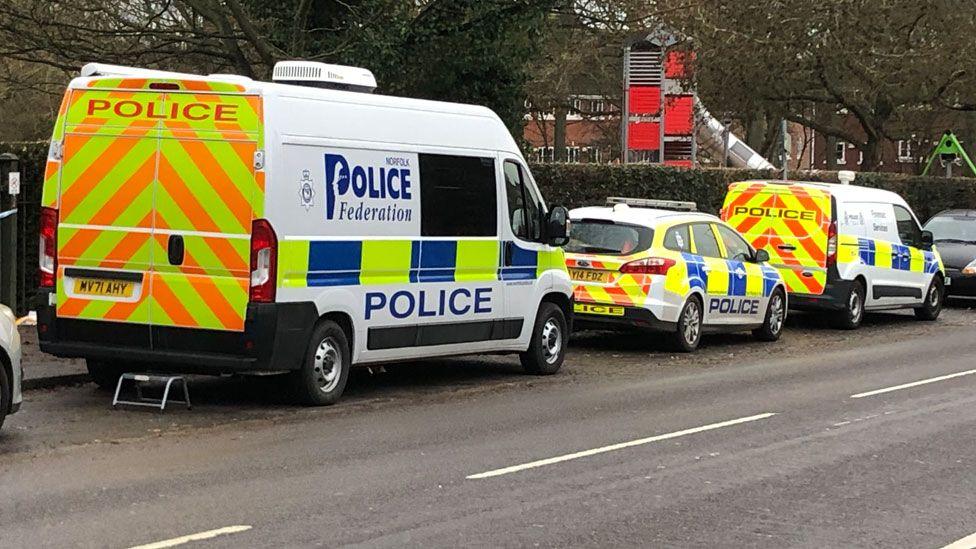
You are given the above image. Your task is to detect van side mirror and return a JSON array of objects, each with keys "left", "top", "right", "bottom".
[
  {"left": 921, "top": 230, "right": 934, "bottom": 249},
  {"left": 754, "top": 249, "right": 770, "bottom": 263},
  {"left": 546, "top": 206, "right": 570, "bottom": 247}
]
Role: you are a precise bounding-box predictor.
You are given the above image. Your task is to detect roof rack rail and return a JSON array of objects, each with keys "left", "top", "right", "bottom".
[{"left": 606, "top": 197, "right": 698, "bottom": 212}]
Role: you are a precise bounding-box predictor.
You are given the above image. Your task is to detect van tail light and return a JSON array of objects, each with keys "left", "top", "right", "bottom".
[
  {"left": 249, "top": 219, "right": 278, "bottom": 303},
  {"left": 39, "top": 207, "right": 58, "bottom": 288},
  {"left": 826, "top": 221, "right": 838, "bottom": 266},
  {"left": 620, "top": 257, "right": 675, "bottom": 275}
]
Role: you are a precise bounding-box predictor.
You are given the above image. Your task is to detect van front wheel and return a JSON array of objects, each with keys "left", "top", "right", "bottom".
[
  {"left": 520, "top": 302, "right": 567, "bottom": 375},
  {"left": 289, "top": 320, "right": 351, "bottom": 406},
  {"left": 914, "top": 277, "right": 944, "bottom": 321}
]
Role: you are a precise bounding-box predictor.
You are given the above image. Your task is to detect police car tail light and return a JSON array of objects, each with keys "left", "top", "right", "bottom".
[
  {"left": 826, "top": 221, "right": 838, "bottom": 266},
  {"left": 249, "top": 219, "right": 278, "bottom": 303},
  {"left": 39, "top": 207, "right": 58, "bottom": 288},
  {"left": 620, "top": 257, "right": 675, "bottom": 275}
]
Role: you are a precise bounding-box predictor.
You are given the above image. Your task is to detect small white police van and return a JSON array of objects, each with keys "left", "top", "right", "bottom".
[{"left": 37, "top": 61, "right": 573, "bottom": 405}]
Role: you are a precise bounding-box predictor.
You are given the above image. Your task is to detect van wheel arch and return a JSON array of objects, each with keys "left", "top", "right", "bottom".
[
  {"left": 541, "top": 292, "right": 573, "bottom": 333},
  {"left": 0, "top": 348, "right": 11, "bottom": 417},
  {"left": 318, "top": 311, "right": 354, "bottom": 356}
]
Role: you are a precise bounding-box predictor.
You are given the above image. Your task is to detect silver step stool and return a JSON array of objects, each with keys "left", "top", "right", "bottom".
[{"left": 112, "top": 373, "right": 192, "bottom": 411}]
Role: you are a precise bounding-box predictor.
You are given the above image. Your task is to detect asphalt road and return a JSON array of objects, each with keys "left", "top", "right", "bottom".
[{"left": 3, "top": 304, "right": 976, "bottom": 548}]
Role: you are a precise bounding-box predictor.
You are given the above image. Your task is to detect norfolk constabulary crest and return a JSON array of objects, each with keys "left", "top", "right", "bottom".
[{"left": 299, "top": 169, "right": 315, "bottom": 211}]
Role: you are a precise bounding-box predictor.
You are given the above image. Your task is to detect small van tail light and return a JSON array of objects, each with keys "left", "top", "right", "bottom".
[
  {"left": 620, "top": 257, "right": 675, "bottom": 275},
  {"left": 249, "top": 219, "right": 277, "bottom": 303},
  {"left": 39, "top": 207, "right": 58, "bottom": 288},
  {"left": 826, "top": 221, "right": 838, "bottom": 266}
]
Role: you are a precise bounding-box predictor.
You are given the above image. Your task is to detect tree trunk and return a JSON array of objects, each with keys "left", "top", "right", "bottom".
[
  {"left": 554, "top": 105, "right": 568, "bottom": 162},
  {"left": 825, "top": 135, "right": 838, "bottom": 171},
  {"left": 861, "top": 137, "right": 880, "bottom": 172}
]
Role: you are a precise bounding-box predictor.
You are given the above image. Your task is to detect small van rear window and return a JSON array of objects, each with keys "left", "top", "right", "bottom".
[{"left": 419, "top": 154, "right": 497, "bottom": 237}]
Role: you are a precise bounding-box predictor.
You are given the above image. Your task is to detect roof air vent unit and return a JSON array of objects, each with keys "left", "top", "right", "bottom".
[{"left": 272, "top": 61, "right": 377, "bottom": 93}]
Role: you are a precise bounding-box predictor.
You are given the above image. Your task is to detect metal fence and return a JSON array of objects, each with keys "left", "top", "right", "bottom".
[{"left": 0, "top": 142, "right": 45, "bottom": 316}]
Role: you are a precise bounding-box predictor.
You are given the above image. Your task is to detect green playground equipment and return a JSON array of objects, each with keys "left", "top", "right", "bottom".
[{"left": 922, "top": 131, "right": 976, "bottom": 177}]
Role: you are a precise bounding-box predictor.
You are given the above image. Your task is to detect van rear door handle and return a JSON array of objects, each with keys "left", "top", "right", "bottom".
[
  {"left": 167, "top": 234, "right": 185, "bottom": 266},
  {"left": 777, "top": 244, "right": 797, "bottom": 251}
]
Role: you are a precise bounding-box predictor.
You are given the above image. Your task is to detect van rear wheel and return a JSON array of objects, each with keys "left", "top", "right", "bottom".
[
  {"left": 86, "top": 359, "right": 126, "bottom": 391},
  {"left": 914, "top": 277, "right": 944, "bottom": 321},
  {"left": 831, "top": 279, "right": 865, "bottom": 330},
  {"left": 289, "top": 320, "right": 350, "bottom": 406},
  {"left": 520, "top": 302, "right": 567, "bottom": 375}
]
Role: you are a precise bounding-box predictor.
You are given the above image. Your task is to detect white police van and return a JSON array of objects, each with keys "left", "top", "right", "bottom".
[{"left": 36, "top": 61, "right": 573, "bottom": 405}]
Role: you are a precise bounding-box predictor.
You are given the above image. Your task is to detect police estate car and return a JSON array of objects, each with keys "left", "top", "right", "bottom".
[{"left": 565, "top": 198, "right": 788, "bottom": 351}]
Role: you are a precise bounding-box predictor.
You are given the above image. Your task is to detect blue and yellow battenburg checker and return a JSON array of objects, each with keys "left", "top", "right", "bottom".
[
  {"left": 848, "top": 237, "right": 942, "bottom": 273},
  {"left": 678, "top": 253, "right": 780, "bottom": 298},
  {"left": 276, "top": 239, "right": 565, "bottom": 288}
]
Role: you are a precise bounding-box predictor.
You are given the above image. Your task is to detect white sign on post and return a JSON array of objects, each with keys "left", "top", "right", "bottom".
[{"left": 8, "top": 172, "right": 20, "bottom": 196}]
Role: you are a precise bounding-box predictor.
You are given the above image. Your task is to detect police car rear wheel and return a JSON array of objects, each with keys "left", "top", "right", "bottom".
[
  {"left": 290, "top": 320, "right": 350, "bottom": 406},
  {"left": 86, "top": 359, "right": 126, "bottom": 391},
  {"left": 520, "top": 302, "right": 567, "bottom": 375},
  {"left": 753, "top": 289, "right": 786, "bottom": 341},
  {"left": 914, "top": 277, "right": 944, "bottom": 321},
  {"left": 671, "top": 297, "right": 702, "bottom": 352}
]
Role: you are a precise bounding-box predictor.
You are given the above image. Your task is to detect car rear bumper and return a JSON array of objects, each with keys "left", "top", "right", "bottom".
[
  {"left": 945, "top": 269, "right": 976, "bottom": 296},
  {"left": 36, "top": 290, "right": 317, "bottom": 374},
  {"left": 572, "top": 302, "right": 674, "bottom": 331}
]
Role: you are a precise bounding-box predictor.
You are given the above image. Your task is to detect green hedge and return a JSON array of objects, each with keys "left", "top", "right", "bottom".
[
  {"left": 529, "top": 163, "right": 976, "bottom": 222},
  {"left": 4, "top": 139, "right": 976, "bottom": 315}
]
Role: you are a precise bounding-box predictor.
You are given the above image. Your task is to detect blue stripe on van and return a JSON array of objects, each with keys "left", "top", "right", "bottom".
[
  {"left": 308, "top": 241, "right": 362, "bottom": 287},
  {"left": 419, "top": 240, "right": 457, "bottom": 282}
]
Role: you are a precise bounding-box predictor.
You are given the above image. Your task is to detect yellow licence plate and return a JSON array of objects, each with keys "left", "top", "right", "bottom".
[
  {"left": 569, "top": 268, "right": 612, "bottom": 283},
  {"left": 75, "top": 278, "right": 135, "bottom": 298},
  {"left": 574, "top": 303, "right": 625, "bottom": 316}
]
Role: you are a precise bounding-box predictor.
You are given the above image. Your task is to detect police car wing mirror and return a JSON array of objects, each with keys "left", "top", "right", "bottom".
[
  {"left": 921, "top": 230, "right": 934, "bottom": 249},
  {"left": 547, "top": 206, "right": 570, "bottom": 246},
  {"left": 754, "top": 249, "right": 770, "bottom": 263}
]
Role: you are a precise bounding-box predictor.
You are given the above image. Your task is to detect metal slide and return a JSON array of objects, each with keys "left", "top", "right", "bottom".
[{"left": 696, "top": 106, "right": 775, "bottom": 170}]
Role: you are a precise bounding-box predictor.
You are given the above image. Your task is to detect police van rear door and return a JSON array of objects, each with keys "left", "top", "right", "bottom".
[
  {"left": 723, "top": 182, "right": 831, "bottom": 296},
  {"left": 54, "top": 78, "right": 263, "bottom": 333}
]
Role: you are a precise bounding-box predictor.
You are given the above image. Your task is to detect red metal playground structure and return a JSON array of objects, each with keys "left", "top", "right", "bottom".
[{"left": 622, "top": 32, "right": 774, "bottom": 170}]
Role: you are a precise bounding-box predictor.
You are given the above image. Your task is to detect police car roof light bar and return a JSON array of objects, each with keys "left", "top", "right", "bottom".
[{"left": 606, "top": 197, "right": 698, "bottom": 212}]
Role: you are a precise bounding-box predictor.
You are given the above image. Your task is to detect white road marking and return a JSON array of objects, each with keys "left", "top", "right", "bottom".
[
  {"left": 939, "top": 531, "right": 976, "bottom": 549},
  {"left": 128, "top": 525, "right": 252, "bottom": 549},
  {"left": 850, "top": 368, "right": 976, "bottom": 399},
  {"left": 466, "top": 413, "right": 777, "bottom": 480}
]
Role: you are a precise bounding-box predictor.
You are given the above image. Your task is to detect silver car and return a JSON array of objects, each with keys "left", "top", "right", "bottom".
[{"left": 0, "top": 304, "right": 22, "bottom": 430}]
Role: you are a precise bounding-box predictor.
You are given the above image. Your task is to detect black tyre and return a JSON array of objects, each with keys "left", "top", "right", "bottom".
[
  {"left": 671, "top": 296, "right": 703, "bottom": 352},
  {"left": 831, "top": 279, "right": 865, "bottom": 330},
  {"left": 915, "top": 277, "right": 944, "bottom": 321},
  {"left": 0, "top": 364, "right": 9, "bottom": 431},
  {"left": 86, "top": 359, "right": 126, "bottom": 391},
  {"left": 753, "top": 288, "right": 786, "bottom": 342},
  {"left": 288, "top": 320, "right": 351, "bottom": 406},
  {"left": 520, "top": 302, "right": 567, "bottom": 375}
]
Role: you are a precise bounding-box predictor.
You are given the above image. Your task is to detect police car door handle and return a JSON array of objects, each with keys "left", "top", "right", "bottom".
[{"left": 167, "top": 234, "right": 185, "bottom": 266}]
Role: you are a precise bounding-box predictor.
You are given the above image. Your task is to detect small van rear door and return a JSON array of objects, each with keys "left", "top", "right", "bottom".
[{"left": 722, "top": 182, "right": 832, "bottom": 295}]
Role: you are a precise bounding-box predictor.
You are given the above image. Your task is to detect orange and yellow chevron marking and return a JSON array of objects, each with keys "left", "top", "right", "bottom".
[
  {"left": 56, "top": 268, "right": 151, "bottom": 325},
  {"left": 44, "top": 79, "right": 264, "bottom": 332},
  {"left": 723, "top": 182, "right": 831, "bottom": 296}
]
